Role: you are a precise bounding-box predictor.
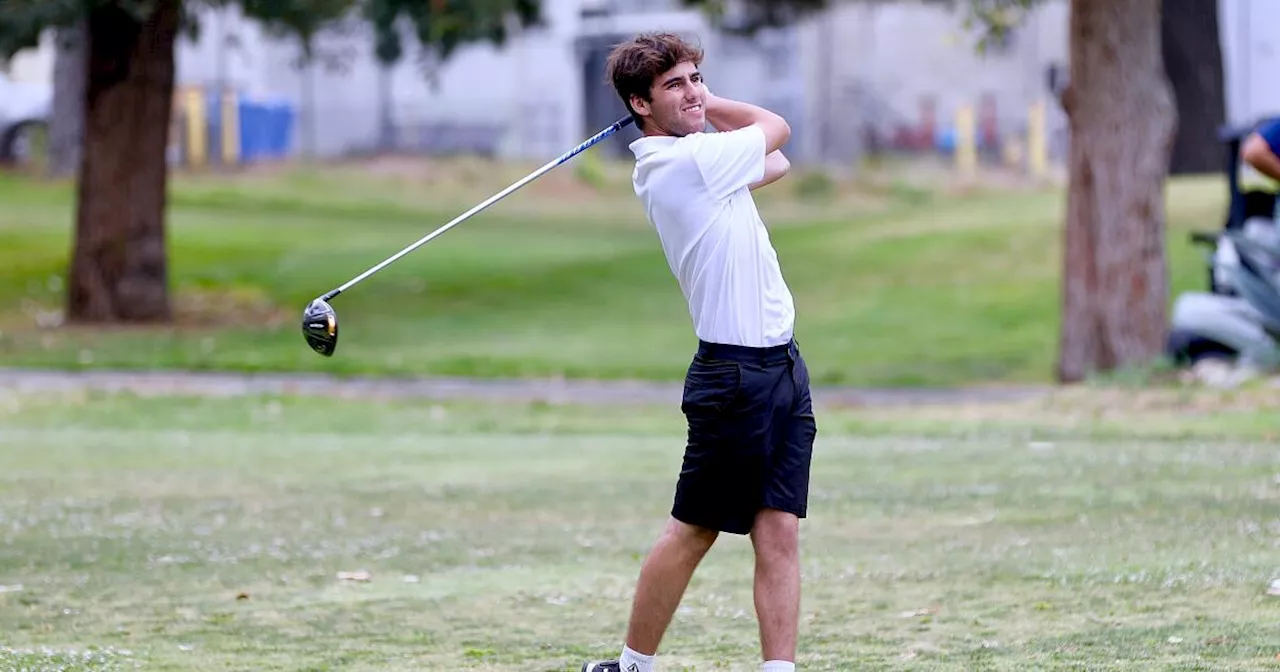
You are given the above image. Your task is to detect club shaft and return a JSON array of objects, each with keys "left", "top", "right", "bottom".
[{"left": 323, "top": 115, "right": 636, "bottom": 300}]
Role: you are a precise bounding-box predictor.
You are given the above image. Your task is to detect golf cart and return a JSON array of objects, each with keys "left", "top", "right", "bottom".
[{"left": 1165, "top": 116, "right": 1280, "bottom": 375}]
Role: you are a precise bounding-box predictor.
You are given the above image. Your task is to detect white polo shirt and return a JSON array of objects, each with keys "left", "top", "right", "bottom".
[{"left": 629, "top": 125, "right": 796, "bottom": 348}]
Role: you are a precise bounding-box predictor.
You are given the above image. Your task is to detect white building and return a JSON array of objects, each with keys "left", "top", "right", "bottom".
[{"left": 168, "top": 0, "right": 805, "bottom": 161}]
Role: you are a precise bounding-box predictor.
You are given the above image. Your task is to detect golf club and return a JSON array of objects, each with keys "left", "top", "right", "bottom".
[{"left": 302, "top": 114, "right": 637, "bottom": 357}]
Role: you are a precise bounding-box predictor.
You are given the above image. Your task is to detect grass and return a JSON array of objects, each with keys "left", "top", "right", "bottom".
[
  {"left": 1, "top": 386, "right": 1279, "bottom": 670},
  {"left": 0, "top": 158, "right": 1230, "bottom": 387}
]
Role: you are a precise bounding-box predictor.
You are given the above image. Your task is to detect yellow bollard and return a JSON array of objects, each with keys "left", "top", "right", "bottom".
[
  {"left": 1028, "top": 99, "right": 1047, "bottom": 178},
  {"left": 168, "top": 91, "right": 183, "bottom": 166},
  {"left": 221, "top": 89, "right": 240, "bottom": 166},
  {"left": 184, "top": 86, "right": 207, "bottom": 168},
  {"left": 955, "top": 104, "right": 976, "bottom": 176}
]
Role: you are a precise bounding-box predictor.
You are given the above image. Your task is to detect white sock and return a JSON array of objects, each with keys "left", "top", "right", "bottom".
[
  {"left": 619, "top": 645, "right": 655, "bottom": 672},
  {"left": 761, "top": 661, "right": 795, "bottom": 672}
]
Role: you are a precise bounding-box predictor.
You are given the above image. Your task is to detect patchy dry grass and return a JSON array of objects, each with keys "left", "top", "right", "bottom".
[
  {"left": 819, "top": 381, "right": 1280, "bottom": 441},
  {"left": 2, "top": 389, "right": 1279, "bottom": 670}
]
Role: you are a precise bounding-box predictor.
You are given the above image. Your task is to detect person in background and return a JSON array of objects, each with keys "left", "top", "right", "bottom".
[{"left": 1241, "top": 117, "right": 1280, "bottom": 183}]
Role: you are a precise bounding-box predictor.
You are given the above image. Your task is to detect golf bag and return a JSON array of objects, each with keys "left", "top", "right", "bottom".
[{"left": 1166, "top": 217, "right": 1280, "bottom": 370}]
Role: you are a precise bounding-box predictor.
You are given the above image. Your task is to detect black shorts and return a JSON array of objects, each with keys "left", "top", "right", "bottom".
[{"left": 671, "top": 338, "right": 817, "bottom": 536}]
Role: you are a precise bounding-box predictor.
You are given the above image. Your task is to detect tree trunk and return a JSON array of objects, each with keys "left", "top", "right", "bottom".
[
  {"left": 1056, "top": 0, "right": 1177, "bottom": 383},
  {"left": 49, "top": 20, "right": 86, "bottom": 178},
  {"left": 68, "top": 0, "right": 180, "bottom": 323},
  {"left": 1161, "top": 0, "right": 1226, "bottom": 175},
  {"left": 378, "top": 63, "right": 394, "bottom": 152}
]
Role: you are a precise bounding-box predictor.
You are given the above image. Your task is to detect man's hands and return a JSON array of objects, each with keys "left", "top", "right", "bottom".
[{"left": 703, "top": 86, "right": 792, "bottom": 190}]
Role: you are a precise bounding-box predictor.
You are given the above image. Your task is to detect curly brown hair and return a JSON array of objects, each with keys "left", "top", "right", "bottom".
[{"left": 604, "top": 32, "right": 705, "bottom": 130}]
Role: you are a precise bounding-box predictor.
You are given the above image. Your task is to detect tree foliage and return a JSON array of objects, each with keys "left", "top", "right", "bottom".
[
  {"left": 680, "top": 0, "right": 1040, "bottom": 45},
  {"left": 0, "top": 0, "right": 543, "bottom": 64},
  {"left": 0, "top": 0, "right": 91, "bottom": 57},
  {"left": 678, "top": 0, "right": 827, "bottom": 33},
  {"left": 238, "top": 0, "right": 356, "bottom": 59}
]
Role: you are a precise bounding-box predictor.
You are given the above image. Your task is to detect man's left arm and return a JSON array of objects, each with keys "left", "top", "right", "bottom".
[
  {"left": 751, "top": 151, "right": 791, "bottom": 191},
  {"left": 703, "top": 86, "right": 790, "bottom": 190}
]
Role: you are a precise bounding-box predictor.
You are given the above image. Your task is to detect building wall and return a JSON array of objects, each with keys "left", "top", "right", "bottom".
[
  {"left": 799, "top": 0, "right": 1070, "bottom": 165},
  {"left": 174, "top": 5, "right": 531, "bottom": 160}
]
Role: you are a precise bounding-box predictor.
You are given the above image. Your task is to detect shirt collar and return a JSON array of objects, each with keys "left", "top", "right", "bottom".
[{"left": 630, "top": 134, "right": 679, "bottom": 158}]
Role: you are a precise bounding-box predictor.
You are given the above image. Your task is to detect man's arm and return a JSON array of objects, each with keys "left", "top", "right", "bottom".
[
  {"left": 704, "top": 91, "right": 791, "bottom": 155},
  {"left": 1242, "top": 124, "right": 1280, "bottom": 182},
  {"left": 750, "top": 151, "right": 791, "bottom": 191},
  {"left": 703, "top": 91, "right": 791, "bottom": 189}
]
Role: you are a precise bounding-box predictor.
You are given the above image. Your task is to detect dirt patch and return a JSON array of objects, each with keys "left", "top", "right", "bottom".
[
  {"left": 173, "top": 286, "right": 292, "bottom": 330},
  {"left": 858, "top": 381, "right": 1280, "bottom": 427},
  {"left": 0, "top": 286, "right": 292, "bottom": 335},
  {"left": 1042, "top": 383, "right": 1280, "bottom": 416}
]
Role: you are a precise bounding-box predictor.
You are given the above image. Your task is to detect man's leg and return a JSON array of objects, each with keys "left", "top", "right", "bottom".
[
  {"left": 583, "top": 344, "right": 760, "bottom": 672},
  {"left": 752, "top": 341, "right": 816, "bottom": 668},
  {"left": 750, "top": 508, "right": 800, "bottom": 663},
  {"left": 623, "top": 516, "right": 719, "bottom": 655},
  {"left": 622, "top": 347, "right": 745, "bottom": 656}
]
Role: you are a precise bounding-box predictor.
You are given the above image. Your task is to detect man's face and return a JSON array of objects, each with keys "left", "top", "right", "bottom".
[{"left": 631, "top": 61, "right": 706, "bottom": 137}]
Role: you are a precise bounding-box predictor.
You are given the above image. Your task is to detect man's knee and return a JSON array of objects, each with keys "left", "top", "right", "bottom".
[
  {"left": 750, "top": 508, "right": 799, "bottom": 561},
  {"left": 663, "top": 516, "right": 719, "bottom": 554}
]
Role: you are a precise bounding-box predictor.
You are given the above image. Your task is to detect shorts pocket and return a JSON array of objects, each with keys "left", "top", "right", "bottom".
[{"left": 681, "top": 359, "right": 742, "bottom": 416}]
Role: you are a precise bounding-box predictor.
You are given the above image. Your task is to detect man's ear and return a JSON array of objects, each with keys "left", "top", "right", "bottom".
[{"left": 630, "top": 93, "right": 651, "bottom": 119}]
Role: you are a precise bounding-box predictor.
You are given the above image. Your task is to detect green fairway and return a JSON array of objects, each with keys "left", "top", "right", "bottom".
[
  {"left": 2, "top": 387, "right": 1278, "bottom": 670},
  {"left": 0, "top": 161, "right": 1226, "bottom": 386}
]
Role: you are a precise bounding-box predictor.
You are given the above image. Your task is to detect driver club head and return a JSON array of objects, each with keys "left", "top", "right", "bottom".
[{"left": 302, "top": 298, "right": 339, "bottom": 357}]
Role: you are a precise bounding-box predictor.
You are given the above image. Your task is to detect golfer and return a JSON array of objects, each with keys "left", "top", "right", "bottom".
[{"left": 581, "top": 33, "right": 816, "bottom": 672}]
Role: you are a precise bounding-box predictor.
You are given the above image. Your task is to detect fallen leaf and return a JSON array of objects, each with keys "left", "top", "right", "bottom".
[{"left": 337, "top": 570, "right": 372, "bottom": 582}]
